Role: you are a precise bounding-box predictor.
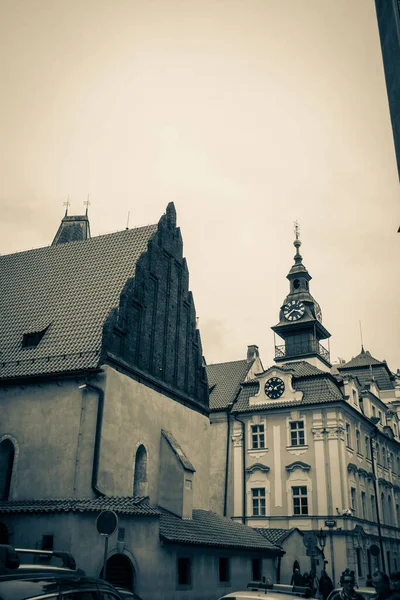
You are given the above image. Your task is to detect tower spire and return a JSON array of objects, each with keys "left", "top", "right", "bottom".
[{"left": 293, "top": 220, "right": 303, "bottom": 265}]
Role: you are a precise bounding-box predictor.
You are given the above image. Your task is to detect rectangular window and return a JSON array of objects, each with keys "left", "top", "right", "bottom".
[
  {"left": 251, "top": 424, "right": 265, "bottom": 450},
  {"left": 351, "top": 487, "right": 357, "bottom": 514},
  {"left": 396, "top": 504, "right": 400, "bottom": 526},
  {"left": 371, "top": 495, "right": 376, "bottom": 521},
  {"left": 290, "top": 421, "right": 305, "bottom": 446},
  {"left": 252, "top": 488, "right": 266, "bottom": 516},
  {"left": 391, "top": 453, "right": 394, "bottom": 474},
  {"left": 218, "top": 557, "right": 230, "bottom": 583},
  {"left": 379, "top": 411, "right": 382, "bottom": 424},
  {"left": 352, "top": 389, "right": 358, "bottom": 406},
  {"left": 346, "top": 423, "right": 352, "bottom": 448},
  {"left": 376, "top": 443, "right": 381, "bottom": 464},
  {"left": 361, "top": 492, "right": 366, "bottom": 519},
  {"left": 252, "top": 558, "right": 262, "bottom": 581},
  {"left": 292, "top": 486, "right": 308, "bottom": 515},
  {"left": 365, "top": 436, "right": 370, "bottom": 459},
  {"left": 372, "top": 406, "right": 376, "bottom": 418},
  {"left": 356, "top": 430, "right": 361, "bottom": 454},
  {"left": 356, "top": 548, "right": 363, "bottom": 577},
  {"left": 177, "top": 557, "right": 191, "bottom": 586}
]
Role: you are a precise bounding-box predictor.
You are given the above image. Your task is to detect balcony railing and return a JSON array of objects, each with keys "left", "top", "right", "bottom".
[{"left": 275, "top": 339, "right": 330, "bottom": 362}]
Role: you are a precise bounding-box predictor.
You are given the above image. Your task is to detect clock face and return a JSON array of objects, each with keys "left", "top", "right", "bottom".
[
  {"left": 314, "top": 301, "right": 323, "bottom": 323},
  {"left": 264, "top": 377, "right": 285, "bottom": 399},
  {"left": 283, "top": 300, "right": 305, "bottom": 321}
]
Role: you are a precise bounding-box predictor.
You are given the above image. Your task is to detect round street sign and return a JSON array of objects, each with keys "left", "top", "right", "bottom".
[
  {"left": 96, "top": 510, "right": 118, "bottom": 536},
  {"left": 369, "top": 544, "right": 380, "bottom": 557}
]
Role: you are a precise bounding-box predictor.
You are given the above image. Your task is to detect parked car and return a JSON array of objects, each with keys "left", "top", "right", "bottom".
[
  {"left": 218, "top": 582, "right": 316, "bottom": 600},
  {"left": 326, "top": 588, "right": 376, "bottom": 600},
  {"left": 0, "top": 545, "right": 137, "bottom": 600}
]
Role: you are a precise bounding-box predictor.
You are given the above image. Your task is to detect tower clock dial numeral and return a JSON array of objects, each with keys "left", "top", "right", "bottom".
[
  {"left": 264, "top": 377, "right": 285, "bottom": 399},
  {"left": 283, "top": 300, "right": 305, "bottom": 321}
]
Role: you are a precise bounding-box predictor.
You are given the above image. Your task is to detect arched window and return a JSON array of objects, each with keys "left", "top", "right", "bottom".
[
  {"left": 0, "top": 439, "right": 15, "bottom": 500},
  {"left": 133, "top": 444, "right": 148, "bottom": 497}
]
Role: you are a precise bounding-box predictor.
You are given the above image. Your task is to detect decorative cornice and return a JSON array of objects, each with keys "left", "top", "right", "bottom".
[
  {"left": 286, "top": 461, "right": 311, "bottom": 473},
  {"left": 246, "top": 463, "right": 270, "bottom": 474},
  {"left": 347, "top": 462, "right": 358, "bottom": 474}
]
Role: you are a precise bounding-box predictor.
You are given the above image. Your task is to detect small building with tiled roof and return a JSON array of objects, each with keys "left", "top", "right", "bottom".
[
  {"left": 207, "top": 232, "right": 400, "bottom": 587},
  {"left": 0, "top": 205, "right": 281, "bottom": 600}
]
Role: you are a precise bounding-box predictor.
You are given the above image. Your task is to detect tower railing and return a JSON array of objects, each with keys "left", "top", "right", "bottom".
[{"left": 275, "top": 340, "right": 330, "bottom": 362}]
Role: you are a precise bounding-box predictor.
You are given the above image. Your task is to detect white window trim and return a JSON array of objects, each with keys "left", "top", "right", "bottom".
[{"left": 286, "top": 414, "right": 307, "bottom": 449}]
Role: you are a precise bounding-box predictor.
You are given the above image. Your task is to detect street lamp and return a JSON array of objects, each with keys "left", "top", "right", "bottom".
[{"left": 317, "top": 529, "right": 327, "bottom": 559}]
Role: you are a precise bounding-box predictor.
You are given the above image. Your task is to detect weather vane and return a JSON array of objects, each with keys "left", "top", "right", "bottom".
[
  {"left": 293, "top": 220, "right": 300, "bottom": 240},
  {"left": 83, "top": 195, "right": 91, "bottom": 215},
  {"left": 63, "top": 196, "right": 71, "bottom": 215}
]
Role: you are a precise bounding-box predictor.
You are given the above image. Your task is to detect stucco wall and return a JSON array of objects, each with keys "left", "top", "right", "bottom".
[
  {"left": 99, "top": 365, "right": 210, "bottom": 509},
  {"left": 0, "top": 379, "right": 98, "bottom": 499},
  {"left": 209, "top": 413, "right": 229, "bottom": 515}
]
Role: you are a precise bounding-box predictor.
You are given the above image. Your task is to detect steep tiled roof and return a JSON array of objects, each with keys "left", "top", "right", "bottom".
[
  {"left": 0, "top": 225, "right": 157, "bottom": 380},
  {"left": 279, "top": 361, "right": 325, "bottom": 377},
  {"left": 0, "top": 496, "right": 160, "bottom": 516},
  {"left": 159, "top": 508, "right": 281, "bottom": 552},
  {"left": 255, "top": 527, "right": 301, "bottom": 545},
  {"left": 233, "top": 364, "right": 344, "bottom": 413},
  {"left": 206, "top": 359, "right": 251, "bottom": 410},
  {"left": 161, "top": 430, "right": 196, "bottom": 472},
  {"left": 338, "top": 349, "right": 394, "bottom": 391}
]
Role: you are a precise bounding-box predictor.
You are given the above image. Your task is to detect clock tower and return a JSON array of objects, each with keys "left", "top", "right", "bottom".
[{"left": 271, "top": 225, "right": 331, "bottom": 371}]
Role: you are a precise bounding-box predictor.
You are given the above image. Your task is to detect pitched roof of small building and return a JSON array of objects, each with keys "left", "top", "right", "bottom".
[
  {"left": 159, "top": 508, "right": 282, "bottom": 552},
  {"left": 161, "top": 429, "right": 196, "bottom": 472},
  {"left": 0, "top": 496, "right": 160, "bottom": 516},
  {"left": 338, "top": 348, "right": 395, "bottom": 390},
  {"left": 233, "top": 361, "right": 343, "bottom": 412},
  {"left": 255, "top": 527, "right": 302, "bottom": 545},
  {"left": 206, "top": 359, "right": 251, "bottom": 410},
  {"left": 0, "top": 223, "right": 157, "bottom": 380}
]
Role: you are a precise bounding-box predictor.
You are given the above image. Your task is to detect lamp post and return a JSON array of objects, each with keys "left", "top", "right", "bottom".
[{"left": 317, "top": 528, "right": 327, "bottom": 560}]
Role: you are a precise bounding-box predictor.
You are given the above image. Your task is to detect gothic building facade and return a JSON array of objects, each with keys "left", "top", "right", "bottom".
[{"left": 0, "top": 204, "right": 281, "bottom": 600}]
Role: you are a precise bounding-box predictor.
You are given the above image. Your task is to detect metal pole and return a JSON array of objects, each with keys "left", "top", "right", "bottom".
[
  {"left": 102, "top": 534, "right": 109, "bottom": 581},
  {"left": 329, "top": 531, "right": 335, "bottom": 586}
]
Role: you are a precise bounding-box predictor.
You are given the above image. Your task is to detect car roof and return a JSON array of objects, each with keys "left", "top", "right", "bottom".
[{"left": 0, "top": 575, "right": 118, "bottom": 600}]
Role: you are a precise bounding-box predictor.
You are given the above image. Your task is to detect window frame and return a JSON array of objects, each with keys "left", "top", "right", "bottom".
[
  {"left": 250, "top": 424, "right": 266, "bottom": 450},
  {"left": 218, "top": 556, "right": 230, "bottom": 584},
  {"left": 177, "top": 556, "right": 192, "bottom": 588},
  {"left": 251, "top": 487, "right": 266, "bottom": 516},
  {"left": 345, "top": 423, "right": 352, "bottom": 448},
  {"left": 289, "top": 420, "right": 305, "bottom": 447},
  {"left": 292, "top": 485, "right": 308, "bottom": 516}
]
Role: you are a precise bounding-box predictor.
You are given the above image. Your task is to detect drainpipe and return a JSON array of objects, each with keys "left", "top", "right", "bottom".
[
  {"left": 370, "top": 422, "right": 386, "bottom": 572},
  {"left": 79, "top": 382, "right": 105, "bottom": 497},
  {"left": 233, "top": 413, "right": 247, "bottom": 525},
  {"left": 223, "top": 412, "right": 231, "bottom": 517}
]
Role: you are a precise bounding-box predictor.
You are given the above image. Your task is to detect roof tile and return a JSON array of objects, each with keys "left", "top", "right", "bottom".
[
  {"left": 206, "top": 359, "right": 251, "bottom": 410},
  {"left": 0, "top": 496, "right": 160, "bottom": 516}
]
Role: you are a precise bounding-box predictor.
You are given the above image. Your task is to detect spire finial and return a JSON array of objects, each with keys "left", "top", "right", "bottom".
[
  {"left": 359, "top": 320, "right": 364, "bottom": 352},
  {"left": 83, "top": 194, "right": 91, "bottom": 216},
  {"left": 63, "top": 195, "right": 70, "bottom": 216},
  {"left": 293, "top": 220, "right": 302, "bottom": 263}
]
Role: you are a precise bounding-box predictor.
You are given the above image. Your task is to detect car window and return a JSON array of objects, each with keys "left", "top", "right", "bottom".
[{"left": 101, "top": 593, "right": 122, "bottom": 600}]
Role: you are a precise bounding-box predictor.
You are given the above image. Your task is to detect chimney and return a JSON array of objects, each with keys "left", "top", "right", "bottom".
[{"left": 247, "top": 345, "right": 259, "bottom": 363}]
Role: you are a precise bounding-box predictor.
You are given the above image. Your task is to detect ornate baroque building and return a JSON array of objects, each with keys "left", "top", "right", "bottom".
[{"left": 208, "top": 231, "right": 400, "bottom": 585}]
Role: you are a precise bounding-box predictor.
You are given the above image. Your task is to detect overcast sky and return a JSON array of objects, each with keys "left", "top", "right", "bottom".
[{"left": 1, "top": 0, "right": 399, "bottom": 371}]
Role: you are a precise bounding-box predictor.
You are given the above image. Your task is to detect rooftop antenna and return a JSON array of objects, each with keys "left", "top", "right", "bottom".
[
  {"left": 126, "top": 211, "right": 130, "bottom": 230},
  {"left": 359, "top": 320, "right": 364, "bottom": 352},
  {"left": 63, "top": 195, "right": 70, "bottom": 216},
  {"left": 83, "top": 195, "right": 91, "bottom": 216}
]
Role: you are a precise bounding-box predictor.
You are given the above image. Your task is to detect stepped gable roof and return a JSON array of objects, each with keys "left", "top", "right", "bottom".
[
  {"left": 159, "top": 508, "right": 281, "bottom": 553},
  {"left": 0, "top": 223, "right": 157, "bottom": 380},
  {"left": 233, "top": 361, "right": 343, "bottom": 413},
  {"left": 338, "top": 349, "right": 395, "bottom": 391},
  {"left": 0, "top": 496, "right": 160, "bottom": 516},
  {"left": 161, "top": 430, "right": 196, "bottom": 472},
  {"left": 255, "top": 527, "right": 301, "bottom": 545},
  {"left": 206, "top": 359, "right": 251, "bottom": 410}
]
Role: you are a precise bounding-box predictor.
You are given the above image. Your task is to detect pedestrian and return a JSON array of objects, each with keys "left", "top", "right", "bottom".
[
  {"left": 328, "top": 568, "right": 364, "bottom": 600},
  {"left": 319, "top": 570, "right": 334, "bottom": 600},
  {"left": 303, "top": 572, "right": 311, "bottom": 589},
  {"left": 390, "top": 572, "right": 400, "bottom": 592},
  {"left": 291, "top": 568, "right": 304, "bottom": 586},
  {"left": 371, "top": 571, "right": 392, "bottom": 600}
]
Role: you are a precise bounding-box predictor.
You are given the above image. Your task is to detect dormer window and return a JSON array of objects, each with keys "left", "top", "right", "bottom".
[{"left": 22, "top": 326, "right": 49, "bottom": 348}]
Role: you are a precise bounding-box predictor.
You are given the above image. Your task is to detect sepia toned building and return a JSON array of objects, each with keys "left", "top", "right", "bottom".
[
  {"left": 0, "top": 204, "right": 281, "bottom": 600},
  {"left": 208, "top": 233, "right": 400, "bottom": 585}
]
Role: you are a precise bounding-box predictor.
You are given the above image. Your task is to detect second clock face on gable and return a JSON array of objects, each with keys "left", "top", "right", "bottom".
[{"left": 264, "top": 377, "right": 285, "bottom": 399}]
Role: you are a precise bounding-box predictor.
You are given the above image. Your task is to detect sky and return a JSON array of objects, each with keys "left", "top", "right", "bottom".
[{"left": 0, "top": 0, "right": 399, "bottom": 371}]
